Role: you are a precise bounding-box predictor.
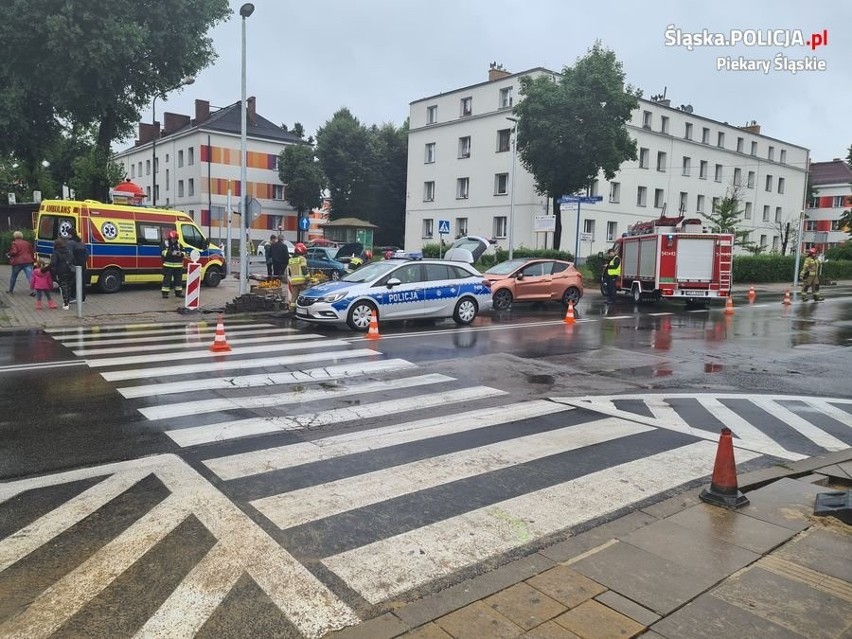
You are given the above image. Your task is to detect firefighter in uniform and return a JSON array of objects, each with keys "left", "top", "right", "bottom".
[
  {"left": 161, "top": 230, "right": 185, "bottom": 298},
  {"left": 800, "top": 247, "right": 823, "bottom": 301},
  {"left": 287, "top": 242, "right": 309, "bottom": 310},
  {"left": 603, "top": 247, "right": 621, "bottom": 304}
]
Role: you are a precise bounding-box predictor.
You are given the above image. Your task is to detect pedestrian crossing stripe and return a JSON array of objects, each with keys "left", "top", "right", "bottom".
[
  {"left": 54, "top": 323, "right": 282, "bottom": 346},
  {"left": 43, "top": 319, "right": 266, "bottom": 337},
  {"left": 69, "top": 327, "right": 299, "bottom": 355}
]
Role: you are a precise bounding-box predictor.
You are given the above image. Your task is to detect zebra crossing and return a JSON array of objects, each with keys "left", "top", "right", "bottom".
[{"left": 1, "top": 320, "right": 850, "bottom": 637}]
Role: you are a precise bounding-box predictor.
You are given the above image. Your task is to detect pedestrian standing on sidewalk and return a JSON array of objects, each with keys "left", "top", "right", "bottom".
[
  {"left": 269, "top": 234, "right": 289, "bottom": 280},
  {"left": 161, "top": 230, "right": 185, "bottom": 299},
  {"left": 264, "top": 234, "right": 275, "bottom": 277},
  {"left": 7, "top": 231, "right": 35, "bottom": 295},
  {"left": 47, "top": 238, "right": 76, "bottom": 309},
  {"left": 66, "top": 230, "right": 88, "bottom": 303},
  {"left": 800, "top": 247, "right": 823, "bottom": 302},
  {"left": 31, "top": 258, "right": 57, "bottom": 309}
]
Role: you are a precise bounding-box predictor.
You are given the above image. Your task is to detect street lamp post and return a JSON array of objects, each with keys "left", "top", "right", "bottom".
[
  {"left": 506, "top": 117, "right": 518, "bottom": 259},
  {"left": 151, "top": 76, "right": 195, "bottom": 207},
  {"left": 238, "top": 2, "right": 255, "bottom": 295}
]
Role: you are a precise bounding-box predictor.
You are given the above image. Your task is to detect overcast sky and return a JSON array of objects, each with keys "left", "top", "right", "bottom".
[{"left": 135, "top": 0, "right": 850, "bottom": 164}]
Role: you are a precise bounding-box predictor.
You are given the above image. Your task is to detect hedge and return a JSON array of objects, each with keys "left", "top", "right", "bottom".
[{"left": 732, "top": 254, "right": 852, "bottom": 283}]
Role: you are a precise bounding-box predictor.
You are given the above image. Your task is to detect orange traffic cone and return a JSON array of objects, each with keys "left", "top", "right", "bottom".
[
  {"left": 723, "top": 296, "right": 735, "bottom": 315},
  {"left": 700, "top": 428, "right": 749, "bottom": 509},
  {"left": 782, "top": 289, "right": 792, "bottom": 305},
  {"left": 747, "top": 286, "right": 756, "bottom": 303},
  {"left": 564, "top": 301, "right": 576, "bottom": 324},
  {"left": 209, "top": 314, "right": 232, "bottom": 352},
  {"left": 366, "top": 310, "right": 380, "bottom": 340}
]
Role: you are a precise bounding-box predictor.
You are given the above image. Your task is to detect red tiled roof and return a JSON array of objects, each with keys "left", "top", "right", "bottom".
[{"left": 810, "top": 160, "right": 852, "bottom": 186}]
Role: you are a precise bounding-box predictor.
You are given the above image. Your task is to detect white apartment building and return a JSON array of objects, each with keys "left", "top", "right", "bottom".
[
  {"left": 113, "top": 98, "right": 301, "bottom": 247},
  {"left": 405, "top": 66, "right": 809, "bottom": 259}
]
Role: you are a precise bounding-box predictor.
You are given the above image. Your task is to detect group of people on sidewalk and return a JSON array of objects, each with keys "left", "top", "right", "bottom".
[
  {"left": 7, "top": 230, "right": 87, "bottom": 310},
  {"left": 262, "top": 234, "right": 309, "bottom": 310}
]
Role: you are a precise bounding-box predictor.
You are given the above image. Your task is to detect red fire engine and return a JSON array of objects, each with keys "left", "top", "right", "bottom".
[{"left": 609, "top": 215, "right": 733, "bottom": 304}]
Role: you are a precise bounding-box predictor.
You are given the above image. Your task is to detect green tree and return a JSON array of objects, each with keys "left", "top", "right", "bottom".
[
  {"left": 0, "top": 0, "right": 230, "bottom": 200},
  {"left": 702, "top": 186, "right": 758, "bottom": 252},
  {"left": 278, "top": 143, "right": 325, "bottom": 228},
  {"left": 840, "top": 208, "right": 852, "bottom": 238},
  {"left": 365, "top": 121, "right": 408, "bottom": 246},
  {"left": 845, "top": 143, "right": 851, "bottom": 168},
  {"left": 514, "top": 42, "right": 640, "bottom": 250},
  {"left": 315, "top": 108, "right": 373, "bottom": 219}
]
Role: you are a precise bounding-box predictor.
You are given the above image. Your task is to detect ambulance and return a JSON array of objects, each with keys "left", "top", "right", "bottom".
[{"left": 35, "top": 193, "right": 225, "bottom": 293}]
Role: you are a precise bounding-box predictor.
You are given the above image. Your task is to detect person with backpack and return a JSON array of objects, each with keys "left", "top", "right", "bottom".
[
  {"left": 66, "top": 230, "right": 89, "bottom": 303},
  {"left": 46, "top": 238, "right": 76, "bottom": 309}
]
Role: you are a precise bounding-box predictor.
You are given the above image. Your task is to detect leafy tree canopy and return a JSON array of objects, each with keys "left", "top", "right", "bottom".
[
  {"left": 315, "top": 108, "right": 373, "bottom": 219},
  {"left": 702, "top": 186, "right": 759, "bottom": 252},
  {"left": 278, "top": 143, "right": 325, "bottom": 217},
  {"left": 515, "top": 42, "right": 640, "bottom": 249}
]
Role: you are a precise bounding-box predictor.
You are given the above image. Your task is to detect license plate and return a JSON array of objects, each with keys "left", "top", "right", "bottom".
[
  {"left": 296, "top": 307, "right": 308, "bottom": 316},
  {"left": 682, "top": 290, "right": 706, "bottom": 296}
]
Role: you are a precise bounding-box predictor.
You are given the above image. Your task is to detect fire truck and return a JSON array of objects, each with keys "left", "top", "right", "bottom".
[{"left": 607, "top": 215, "right": 733, "bottom": 304}]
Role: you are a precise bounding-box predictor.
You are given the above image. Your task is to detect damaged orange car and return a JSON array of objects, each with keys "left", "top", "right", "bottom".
[{"left": 484, "top": 258, "right": 583, "bottom": 311}]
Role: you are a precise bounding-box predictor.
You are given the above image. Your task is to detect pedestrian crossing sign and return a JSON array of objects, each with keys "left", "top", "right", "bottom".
[{"left": 438, "top": 219, "right": 450, "bottom": 235}]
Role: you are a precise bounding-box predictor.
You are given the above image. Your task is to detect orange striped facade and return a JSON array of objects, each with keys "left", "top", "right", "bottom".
[{"left": 200, "top": 145, "right": 282, "bottom": 199}]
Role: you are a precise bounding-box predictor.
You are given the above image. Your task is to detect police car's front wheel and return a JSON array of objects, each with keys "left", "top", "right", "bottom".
[
  {"left": 347, "top": 300, "right": 377, "bottom": 331},
  {"left": 453, "top": 297, "right": 478, "bottom": 325}
]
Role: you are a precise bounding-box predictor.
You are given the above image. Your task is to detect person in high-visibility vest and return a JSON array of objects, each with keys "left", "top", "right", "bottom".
[
  {"left": 161, "top": 230, "right": 185, "bottom": 299},
  {"left": 603, "top": 247, "right": 621, "bottom": 304},
  {"left": 800, "top": 247, "right": 823, "bottom": 302},
  {"left": 287, "top": 242, "right": 309, "bottom": 310}
]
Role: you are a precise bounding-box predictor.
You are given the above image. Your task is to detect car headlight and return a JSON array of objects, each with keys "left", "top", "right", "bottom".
[{"left": 319, "top": 291, "right": 347, "bottom": 303}]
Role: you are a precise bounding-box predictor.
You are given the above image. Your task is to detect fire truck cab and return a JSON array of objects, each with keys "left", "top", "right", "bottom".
[{"left": 608, "top": 215, "right": 733, "bottom": 304}]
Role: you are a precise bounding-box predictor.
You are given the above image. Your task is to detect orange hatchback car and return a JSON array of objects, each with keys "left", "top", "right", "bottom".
[{"left": 484, "top": 258, "right": 583, "bottom": 310}]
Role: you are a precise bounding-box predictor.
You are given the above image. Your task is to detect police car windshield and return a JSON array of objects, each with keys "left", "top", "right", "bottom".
[{"left": 340, "top": 260, "right": 398, "bottom": 283}]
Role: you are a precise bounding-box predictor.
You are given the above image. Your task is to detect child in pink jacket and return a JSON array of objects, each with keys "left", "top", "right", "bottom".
[{"left": 31, "top": 259, "right": 57, "bottom": 309}]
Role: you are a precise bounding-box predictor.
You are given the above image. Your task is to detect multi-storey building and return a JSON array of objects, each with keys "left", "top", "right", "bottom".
[
  {"left": 805, "top": 159, "right": 852, "bottom": 251},
  {"left": 405, "top": 66, "right": 809, "bottom": 259},
  {"left": 113, "top": 98, "right": 301, "bottom": 247}
]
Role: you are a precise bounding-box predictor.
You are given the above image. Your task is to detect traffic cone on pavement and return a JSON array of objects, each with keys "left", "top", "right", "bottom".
[
  {"left": 700, "top": 427, "right": 749, "bottom": 509},
  {"left": 564, "top": 301, "right": 576, "bottom": 324},
  {"left": 366, "top": 310, "right": 380, "bottom": 340},
  {"left": 723, "top": 296, "right": 735, "bottom": 315},
  {"left": 747, "top": 286, "right": 756, "bottom": 303},
  {"left": 209, "top": 314, "right": 232, "bottom": 352},
  {"left": 782, "top": 290, "right": 792, "bottom": 305}
]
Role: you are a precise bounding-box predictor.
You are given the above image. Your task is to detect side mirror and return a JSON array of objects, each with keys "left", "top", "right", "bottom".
[
  {"left": 386, "top": 277, "right": 401, "bottom": 289},
  {"left": 515, "top": 273, "right": 524, "bottom": 280}
]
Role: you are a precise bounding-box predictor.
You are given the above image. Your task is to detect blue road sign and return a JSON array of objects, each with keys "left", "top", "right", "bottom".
[
  {"left": 298, "top": 216, "right": 310, "bottom": 231},
  {"left": 438, "top": 219, "right": 451, "bottom": 234},
  {"left": 559, "top": 195, "right": 604, "bottom": 204}
]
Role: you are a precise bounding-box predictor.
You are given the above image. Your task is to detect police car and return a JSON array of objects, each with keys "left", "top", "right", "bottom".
[{"left": 294, "top": 259, "right": 492, "bottom": 331}]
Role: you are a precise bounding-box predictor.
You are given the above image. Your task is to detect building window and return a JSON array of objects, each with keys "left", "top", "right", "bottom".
[
  {"left": 712, "top": 197, "right": 720, "bottom": 213},
  {"left": 696, "top": 194, "right": 705, "bottom": 213},
  {"left": 778, "top": 177, "right": 785, "bottom": 194},
  {"left": 714, "top": 164, "right": 722, "bottom": 182},
  {"left": 780, "top": 149, "right": 787, "bottom": 164},
  {"left": 146, "top": 186, "right": 151, "bottom": 200},
  {"left": 768, "top": 146, "right": 775, "bottom": 161},
  {"left": 138, "top": 161, "right": 142, "bottom": 176},
  {"left": 165, "top": 169, "right": 170, "bottom": 190},
  {"left": 499, "top": 87, "right": 513, "bottom": 109},
  {"left": 744, "top": 202, "right": 752, "bottom": 219},
  {"left": 747, "top": 171, "right": 755, "bottom": 188},
  {"left": 775, "top": 206, "right": 782, "bottom": 222},
  {"left": 178, "top": 180, "right": 184, "bottom": 197},
  {"left": 832, "top": 196, "right": 845, "bottom": 207},
  {"left": 702, "top": 127, "right": 710, "bottom": 144},
  {"left": 656, "top": 151, "right": 667, "bottom": 172},
  {"left": 609, "top": 181, "right": 620, "bottom": 203},
  {"left": 736, "top": 137, "right": 744, "bottom": 153},
  {"left": 750, "top": 141, "right": 758, "bottom": 156},
  {"left": 187, "top": 179, "right": 194, "bottom": 196},
  {"left": 660, "top": 116, "right": 669, "bottom": 134},
  {"left": 178, "top": 150, "right": 184, "bottom": 167},
  {"left": 458, "top": 136, "right": 471, "bottom": 159},
  {"left": 423, "top": 181, "right": 435, "bottom": 202},
  {"left": 654, "top": 188, "right": 665, "bottom": 208},
  {"left": 456, "top": 177, "right": 469, "bottom": 199},
  {"left": 188, "top": 147, "right": 194, "bottom": 165},
  {"left": 456, "top": 217, "right": 468, "bottom": 237},
  {"left": 699, "top": 160, "right": 708, "bottom": 179},
  {"left": 273, "top": 184, "right": 284, "bottom": 200},
  {"left": 762, "top": 205, "right": 770, "bottom": 222},
  {"left": 733, "top": 168, "right": 742, "bottom": 186},
  {"left": 831, "top": 219, "right": 844, "bottom": 231},
  {"left": 642, "top": 111, "right": 652, "bottom": 128},
  {"left": 425, "top": 142, "right": 436, "bottom": 163},
  {"left": 679, "top": 191, "right": 688, "bottom": 213},
  {"left": 146, "top": 159, "right": 151, "bottom": 175},
  {"left": 637, "top": 186, "right": 647, "bottom": 207},
  {"left": 460, "top": 96, "right": 472, "bottom": 117},
  {"left": 494, "top": 173, "right": 509, "bottom": 195},
  {"left": 639, "top": 148, "right": 649, "bottom": 168},
  {"left": 583, "top": 219, "right": 595, "bottom": 238},
  {"left": 606, "top": 221, "right": 618, "bottom": 241},
  {"left": 682, "top": 156, "right": 691, "bottom": 176},
  {"left": 493, "top": 216, "right": 507, "bottom": 238},
  {"left": 165, "top": 153, "right": 169, "bottom": 164},
  {"left": 422, "top": 218, "right": 433, "bottom": 238},
  {"left": 760, "top": 234, "right": 768, "bottom": 249},
  {"left": 131, "top": 164, "right": 135, "bottom": 178},
  {"left": 765, "top": 175, "right": 773, "bottom": 192},
  {"left": 426, "top": 105, "right": 437, "bottom": 124},
  {"left": 154, "top": 185, "right": 160, "bottom": 202},
  {"left": 684, "top": 122, "right": 693, "bottom": 140},
  {"left": 804, "top": 220, "right": 817, "bottom": 231},
  {"left": 497, "top": 128, "right": 511, "bottom": 152},
  {"left": 717, "top": 132, "right": 725, "bottom": 148},
  {"left": 772, "top": 236, "right": 780, "bottom": 251}
]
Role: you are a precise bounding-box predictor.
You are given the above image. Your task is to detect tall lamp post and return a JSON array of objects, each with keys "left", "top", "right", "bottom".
[
  {"left": 152, "top": 76, "right": 195, "bottom": 207},
  {"left": 506, "top": 117, "right": 518, "bottom": 259},
  {"left": 238, "top": 2, "right": 255, "bottom": 295}
]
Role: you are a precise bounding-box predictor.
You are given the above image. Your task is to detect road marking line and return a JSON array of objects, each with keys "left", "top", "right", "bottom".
[
  {"left": 141, "top": 373, "right": 456, "bottom": 420},
  {"left": 648, "top": 312, "right": 674, "bottom": 316},
  {"left": 804, "top": 399, "right": 852, "bottom": 425},
  {"left": 87, "top": 338, "right": 348, "bottom": 368},
  {"left": 119, "top": 358, "right": 416, "bottom": 399},
  {"left": 167, "top": 386, "right": 507, "bottom": 447},
  {"left": 204, "top": 400, "right": 572, "bottom": 481},
  {"left": 56, "top": 324, "right": 279, "bottom": 345},
  {"left": 750, "top": 397, "right": 848, "bottom": 451},
  {"left": 44, "top": 319, "right": 262, "bottom": 336},
  {"left": 101, "top": 348, "right": 379, "bottom": 382},
  {"left": 0, "top": 360, "right": 87, "bottom": 375},
  {"left": 322, "top": 442, "right": 762, "bottom": 604},
  {"left": 253, "top": 418, "right": 652, "bottom": 529},
  {"left": 69, "top": 328, "right": 296, "bottom": 353},
  {"left": 603, "top": 315, "right": 634, "bottom": 320}
]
